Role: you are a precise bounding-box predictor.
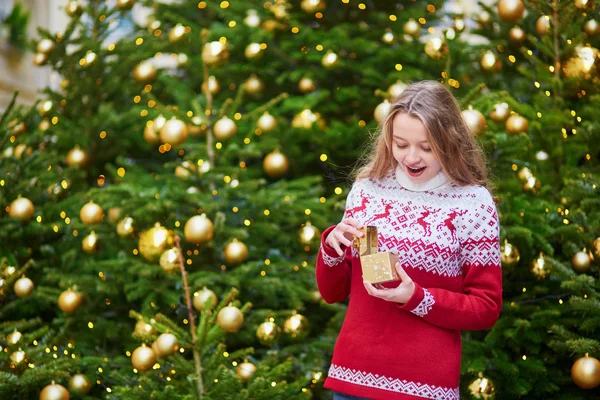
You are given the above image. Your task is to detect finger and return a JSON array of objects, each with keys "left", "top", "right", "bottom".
[
  {"left": 363, "top": 281, "right": 379, "bottom": 297},
  {"left": 335, "top": 231, "right": 353, "bottom": 248},
  {"left": 342, "top": 218, "right": 363, "bottom": 229},
  {"left": 332, "top": 241, "right": 343, "bottom": 257},
  {"left": 375, "top": 284, "right": 386, "bottom": 290},
  {"left": 395, "top": 262, "right": 412, "bottom": 283},
  {"left": 338, "top": 222, "right": 364, "bottom": 238}
]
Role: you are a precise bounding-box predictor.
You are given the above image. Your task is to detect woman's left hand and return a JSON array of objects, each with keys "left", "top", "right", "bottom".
[{"left": 363, "top": 262, "right": 415, "bottom": 304}]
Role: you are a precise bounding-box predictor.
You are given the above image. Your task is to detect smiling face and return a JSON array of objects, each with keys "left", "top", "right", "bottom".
[{"left": 391, "top": 112, "right": 443, "bottom": 183}]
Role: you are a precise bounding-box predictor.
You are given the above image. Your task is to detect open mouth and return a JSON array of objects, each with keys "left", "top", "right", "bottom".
[{"left": 406, "top": 165, "right": 426, "bottom": 176}]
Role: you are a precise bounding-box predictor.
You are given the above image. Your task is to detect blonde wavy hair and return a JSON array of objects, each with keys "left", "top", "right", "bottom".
[{"left": 354, "top": 80, "right": 492, "bottom": 192}]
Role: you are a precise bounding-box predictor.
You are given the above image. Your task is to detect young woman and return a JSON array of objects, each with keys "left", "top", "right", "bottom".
[{"left": 316, "top": 81, "right": 502, "bottom": 400}]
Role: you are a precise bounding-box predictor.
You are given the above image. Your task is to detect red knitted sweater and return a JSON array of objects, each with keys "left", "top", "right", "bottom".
[{"left": 316, "top": 168, "right": 502, "bottom": 400}]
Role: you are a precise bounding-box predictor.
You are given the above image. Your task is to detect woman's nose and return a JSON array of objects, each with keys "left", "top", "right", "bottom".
[{"left": 406, "top": 148, "right": 421, "bottom": 162}]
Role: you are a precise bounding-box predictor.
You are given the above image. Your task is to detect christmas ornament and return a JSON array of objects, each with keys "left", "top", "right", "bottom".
[
  {"left": 509, "top": 26, "right": 526, "bottom": 44},
  {"left": 257, "top": 112, "right": 276, "bottom": 132},
  {"left": 388, "top": 81, "right": 407, "bottom": 98},
  {"left": 283, "top": 313, "right": 309, "bottom": 340},
  {"left": 224, "top": 239, "right": 248, "bottom": 264},
  {"left": 500, "top": 240, "right": 520, "bottom": 267},
  {"left": 244, "top": 75, "right": 264, "bottom": 95},
  {"left": 236, "top": 361, "right": 256, "bottom": 382},
  {"left": 263, "top": 20, "right": 284, "bottom": 32},
  {"left": 184, "top": 214, "right": 214, "bottom": 245},
  {"left": 154, "top": 333, "right": 179, "bottom": 357},
  {"left": 374, "top": 99, "right": 391, "bottom": 123},
  {"left": 159, "top": 248, "right": 181, "bottom": 274},
  {"left": 263, "top": 150, "right": 289, "bottom": 178},
  {"left": 135, "top": 320, "right": 155, "bottom": 335},
  {"left": 9, "top": 197, "right": 35, "bottom": 221},
  {"left": 381, "top": 31, "right": 395, "bottom": 44},
  {"left": 424, "top": 37, "right": 448, "bottom": 60},
  {"left": 584, "top": 19, "right": 600, "bottom": 37},
  {"left": 301, "top": 0, "right": 326, "bottom": 14},
  {"left": 9, "top": 119, "right": 26, "bottom": 136},
  {"left": 454, "top": 18, "right": 465, "bottom": 33},
  {"left": 169, "top": 24, "right": 188, "bottom": 43},
  {"left": 535, "top": 151, "right": 547, "bottom": 161},
  {"left": 143, "top": 124, "right": 160, "bottom": 144},
  {"left": 139, "top": 223, "right": 174, "bottom": 260},
  {"left": 202, "top": 41, "right": 228, "bottom": 65},
  {"left": 14, "top": 277, "right": 34, "bottom": 297},
  {"left": 80, "top": 201, "right": 104, "bottom": 225},
  {"left": 68, "top": 374, "right": 91, "bottom": 394},
  {"left": 10, "top": 349, "right": 26, "bottom": 365},
  {"left": 592, "top": 237, "right": 600, "bottom": 259},
  {"left": 193, "top": 287, "right": 218, "bottom": 311},
  {"left": 117, "top": 217, "right": 136, "bottom": 238},
  {"left": 33, "top": 53, "right": 49, "bottom": 66},
  {"left": 298, "top": 222, "right": 321, "bottom": 251},
  {"left": 517, "top": 167, "right": 533, "bottom": 182},
  {"left": 133, "top": 62, "right": 157, "bottom": 84},
  {"left": 574, "top": 0, "right": 590, "bottom": 9},
  {"left": 40, "top": 382, "right": 70, "bottom": 400},
  {"left": 160, "top": 118, "right": 188, "bottom": 146},
  {"left": 462, "top": 106, "right": 486, "bottom": 135},
  {"left": 321, "top": 51, "right": 339, "bottom": 68},
  {"left": 66, "top": 145, "right": 88, "bottom": 167},
  {"left": 531, "top": 253, "right": 548, "bottom": 278},
  {"left": 66, "top": 0, "right": 83, "bottom": 17},
  {"left": 201, "top": 76, "right": 220, "bottom": 95},
  {"left": 7, "top": 329, "right": 22, "bottom": 344},
  {"left": 244, "top": 10, "right": 260, "bottom": 27},
  {"left": 39, "top": 100, "right": 53, "bottom": 117},
  {"left": 245, "top": 43, "right": 264, "bottom": 59},
  {"left": 497, "top": 0, "right": 524, "bottom": 22},
  {"left": 81, "top": 52, "right": 98, "bottom": 67},
  {"left": 298, "top": 77, "right": 316, "bottom": 93},
  {"left": 37, "top": 39, "right": 56, "bottom": 54},
  {"left": 564, "top": 46, "right": 598, "bottom": 79},
  {"left": 536, "top": 16, "right": 551, "bottom": 36},
  {"left": 256, "top": 321, "right": 280, "bottom": 345},
  {"left": 490, "top": 103, "right": 510, "bottom": 122},
  {"left": 177, "top": 53, "right": 189, "bottom": 67},
  {"left": 506, "top": 114, "right": 528, "bottom": 135},
  {"left": 572, "top": 355, "right": 600, "bottom": 389},
  {"left": 311, "top": 290, "right": 322, "bottom": 302},
  {"left": 14, "top": 144, "right": 31, "bottom": 159},
  {"left": 468, "top": 374, "right": 495, "bottom": 399},
  {"left": 189, "top": 116, "right": 207, "bottom": 136},
  {"left": 131, "top": 345, "right": 157, "bottom": 372},
  {"left": 478, "top": 11, "right": 492, "bottom": 26},
  {"left": 213, "top": 117, "right": 237, "bottom": 141},
  {"left": 480, "top": 50, "right": 502, "bottom": 72},
  {"left": 108, "top": 207, "right": 122, "bottom": 224},
  {"left": 292, "top": 109, "right": 323, "bottom": 129},
  {"left": 175, "top": 161, "right": 197, "bottom": 177},
  {"left": 403, "top": 19, "right": 420, "bottom": 38},
  {"left": 217, "top": 305, "right": 244, "bottom": 332},
  {"left": 522, "top": 176, "right": 540, "bottom": 193},
  {"left": 572, "top": 251, "right": 591, "bottom": 273},
  {"left": 116, "top": 0, "right": 135, "bottom": 11},
  {"left": 58, "top": 289, "right": 82, "bottom": 313}
]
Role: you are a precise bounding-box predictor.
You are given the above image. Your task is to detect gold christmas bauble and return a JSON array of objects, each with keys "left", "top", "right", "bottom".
[
  {"left": 189, "top": 116, "right": 207, "bottom": 136},
  {"left": 497, "top": 0, "right": 524, "bottom": 22},
  {"left": 68, "top": 374, "right": 91, "bottom": 394},
  {"left": 66, "top": 145, "right": 88, "bottom": 167},
  {"left": 404, "top": 19, "right": 420, "bottom": 37},
  {"left": 213, "top": 117, "right": 237, "bottom": 141},
  {"left": 292, "top": 109, "right": 323, "bottom": 129},
  {"left": 536, "top": 16, "right": 551, "bottom": 36},
  {"left": 131, "top": 345, "right": 157, "bottom": 372},
  {"left": 381, "top": 31, "right": 395, "bottom": 44},
  {"left": 245, "top": 43, "right": 264, "bottom": 59},
  {"left": 202, "top": 75, "right": 220, "bottom": 95},
  {"left": 14, "top": 144, "right": 31, "bottom": 159},
  {"left": 574, "top": 0, "right": 590, "bottom": 9},
  {"left": 169, "top": 24, "right": 188, "bottom": 43},
  {"left": 500, "top": 240, "right": 520, "bottom": 267},
  {"left": 572, "top": 251, "right": 591, "bottom": 273},
  {"left": 193, "top": 287, "right": 218, "bottom": 311},
  {"left": 66, "top": 0, "right": 83, "bottom": 17},
  {"left": 374, "top": 99, "right": 391, "bottom": 123},
  {"left": 490, "top": 103, "right": 510, "bottom": 122},
  {"left": 564, "top": 46, "right": 599, "bottom": 79},
  {"left": 10, "top": 349, "right": 26, "bottom": 365},
  {"left": 572, "top": 355, "right": 600, "bottom": 389},
  {"left": 322, "top": 51, "right": 339, "bottom": 68},
  {"left": 454, "top": 17, "right": 466, "bottom": 33},
  {"left": 80, "top": 201, "right": 104, "bottom": 225},
  {"left": 468, "top": 374, "right": 495, "bottom": 399},
  {"left": 256, "top": 321, "right": 280, "bottom": 346},
  {"left": 82, "top": 231, "right": 100, "bottom": 253},
  {"left": 81, "top": 52, "right": 98, "bottom": 67},
  {"left": 154, "top": 333, "right": 179, "bottom": 357},
  {"left": 244, "top": 75, "right": 264, "bottom": 95},
  {"left": 14, "top": 277, "right": 34, "bottom": 297},
  {"left": 184, "top": 214, "right": 214, "bottom": 245},
  {"left": 388, "top": 81, "right": 407, "bottom": 98},
  {"left": 236, "top": 361, "right": 257, "bottom": 383},
  {"left": 517, "top": 167, "right": 533, "bottom": 182},
  {"left": 301, "top": 0, "right": 326, "bottom": 14},
  {"left": 506, "top": 114, "right": 528, "bottom": 135},
  {"left": 33, "top": 52, "right": 49, "bottom": 66},
  {"left": 462, "top": 106, "right": 486, "bottom": 135},
  {"left": 133, "top": 62, "right": 157, "bottom": 84},
  {"left": 257, "top": 112, "right": 277, "bottom": 132},
  {"left": 202, "top": 41, "right": 228, "bottom": 65},
  {"left": 7, "top": 329, "right": 22, "bottom": 344},
  {"left": 117, "top": 217, "right": 136, "bottom": 238},
  {"left": 39, "top": 100, "right": 53, "bottom": 117},
  {"left": 263, "top": 150, "right": 289, "bottom": 178},
  {"left": 424, "top": 37, "right": 448, "bottom": 60},
  {"left": 159, "top": 248, "right": 181, "bottom": 274},
  {"left": 509, "top": 26, "right": 526, "bottom": 44},
  {"left": 531, "top": 253, "right": 548, "bottom": 278},
  {"left": 480, "top": 50, "right": 502, "bottom": 72},
  {"left": 522, "top": 176, "right": 540, "bottom": 193},
  {"left": 40, "top": 382, "right": 70, "bottom": 400},
  {"left": 299, "top": 77, "right": 316, "bottom": 93},
  {"left": 160, "top": 118, "right": 188, "bottom": 146},
  {"left": 37, "top": 39, "right": 56, "bottom": 54},
  {"left": 584, "top": 19, "right": 600, "bottom": 37},
  {"left": 478, "top": 11, "right": 492, "bottom": 26},
  {"left": 9, "top": 197, "right": 35, "bottom": 221},
  {"left": 143, "top": 123, "right": 160, "bottom": 144},
  {"left": 592, "top": 237, "right": 600, "bottom": 259},
  {"left": 283, "top": 313, "right": 309, "bottom": 340},
  {"left": 244, "top": 10, "right": 260, "bottom": 27},
  {"left": 298, "top": 222, "right": 321, "bottom": 251},
  {"left": 108, "top": 207, "right": 122, "bottom": 224},
  {"left": 139, "top": 223, "right": 174, "bottom": 260},
  {"left": 135, "top": 320, "right": 155, "bottom": 335},
  {"left": 9, "top": 119, "right": 26, "bottom": 136},
  {"left": 175, "top": 161, "right": 197, "bottom": 177},
  {"left": 224, "top": 239, "right": 248, "bottom": 264},
  {"left": 58, "top": 289, "right": 82, "bottom": 313},
  {"left": 217, "top": 305, "right": 244, "bottom": 332},
  {"left": 116, "top": 0, "right": 135, "bottom": 11}
]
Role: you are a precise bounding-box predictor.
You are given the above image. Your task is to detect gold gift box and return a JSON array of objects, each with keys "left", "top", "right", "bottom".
[{"left": 353, "top": 226, "right": 399, "bottom": 284}]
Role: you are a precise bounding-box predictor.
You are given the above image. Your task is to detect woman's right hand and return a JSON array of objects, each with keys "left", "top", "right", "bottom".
[{"left": 325, "top": 218, "right": 364, "bottom": 256}]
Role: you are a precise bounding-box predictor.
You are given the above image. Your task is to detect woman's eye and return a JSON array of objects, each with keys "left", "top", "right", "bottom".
[
  {"left": 396, "top": 144, "right": 407, "bottom": 149},
  {"left": 422, "top": 148, "right": 432, "bottom": 152}
]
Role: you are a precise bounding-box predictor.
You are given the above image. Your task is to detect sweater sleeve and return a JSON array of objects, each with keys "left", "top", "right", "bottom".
[
  {"left": 315, "top": 185, "right": 359, "bottom": 304},
  {"left": 397, "top": 188, "right": 502, "bottom": 331}
]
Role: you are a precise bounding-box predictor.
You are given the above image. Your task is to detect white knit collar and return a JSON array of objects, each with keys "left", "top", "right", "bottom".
[{"left": 395, "top": 164, "right": 449, "bottom": 192}]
